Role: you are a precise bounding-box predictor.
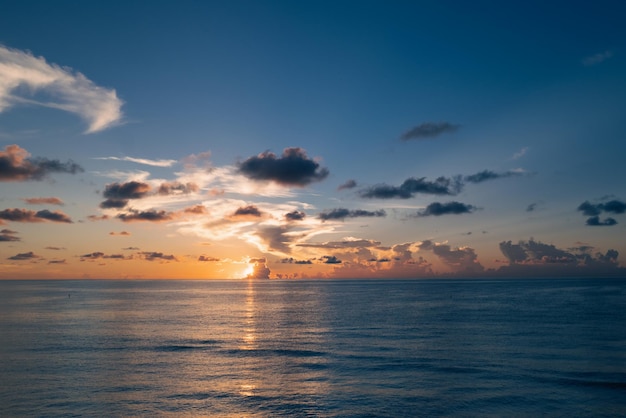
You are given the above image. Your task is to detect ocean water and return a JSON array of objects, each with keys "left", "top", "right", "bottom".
[{"left": 1, "top": 279, "right": 625, "bottom": 417}]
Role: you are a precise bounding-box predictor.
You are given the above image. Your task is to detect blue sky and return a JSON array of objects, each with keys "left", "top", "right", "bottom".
[{"left": 1, "top": 0, "right": 625, "bottom": 278}]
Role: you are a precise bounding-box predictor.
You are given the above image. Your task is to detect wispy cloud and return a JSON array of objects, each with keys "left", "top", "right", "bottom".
[
  {"left": 22, "top": 197, "right": 64, "bottom": 205},
  {"left": 512, "top": 147, "right": 528, "bottom": 160},
  {"left": 400, "top": 122, "right": 459, "bottom": 141},
  {"left": 582, "top": 50, "right": 613, "bottom": 66},
  {"left": 0, "top": 45, "right": 123, "bottom": 133},
  {"left": 94, "top": 156, "right": 177, "bottom": 167}
]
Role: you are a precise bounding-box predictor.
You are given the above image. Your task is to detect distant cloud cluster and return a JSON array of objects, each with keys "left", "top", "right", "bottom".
[
  {"left": 401, "top": 122, "right": 459, "bottom": 141},
  {"left": 577, "top": 199, "right": 625, "bottom": 226},
  {"left": 360, "top": 176, "right": 462, "bottom": 199},
  {"left": 416, "top": 201, "right": 476, "bottom": 217},
  {"left": 318, "top": 208, "right": 386, "bottom": 221},
  {"left": 0, "top": 144, "right": 83, "bottom": 181},
  {"left": 0, "top": 228, "right": 20, "bottom": 241},
  {"left": 238, "top": 147, "right": 329, "bottom": 186},
  {"left": 0, "top": 208, "right": 72, "bottom": 223},
  {"left": 464, "top": 170, "right": 523, "bottom": 184},
  {"left": 0, "top": 45, "right": 123, "bottom": 133}
]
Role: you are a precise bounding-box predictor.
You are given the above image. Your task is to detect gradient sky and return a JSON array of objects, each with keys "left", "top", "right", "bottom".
[{"left": 1, "top": 0, "right": 625, "bottom": 279}]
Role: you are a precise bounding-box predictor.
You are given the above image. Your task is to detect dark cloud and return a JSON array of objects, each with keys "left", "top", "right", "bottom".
[
  {"left": 22, "top": 197, "right": 64, "bottom": 205},
  {"left": 109, "top": 231, "right": 130, "bottom": 236},
  {"left": 318, "top": 208, "right": 386, "bottom": 221},
  {"left": 400, "top": 122, "right": 459, "bottom": 141},
  {"left": 238, "top": 147, "right": 329, "bottom": 186},
  {"left": 45, "top": 246, "right": 65, "bottom": 250},
  {"left": 158, "top": 181, "right": 199, "bottom": 195},
  {"left": 280, "top": 257, "right": 313, "bottom": 264},
  {"left": 526, "top": 203, "right": 537, "bottom": 212},
  {"left": 141, "top": 252, "right": 177, "bottom": 261},
  {"left": 577, "top": 199, "right": 625, "bottom": 226},
  {"left": 116, "top": 209, "right": 173, "bottom": 222},
  {"left": 298, "top": 239, "right": 381, "bottom": 249},
  {"left": 0, "top": 144, "right": 83, "bottom": 181},
  {"left": 257, "top": 225, "right": 292, "bottom": 253},
  {"left": 359, "top": 176, "right": 462, "bottom": 199},
  {"left": 247, "top": 259, "right": 271, "bottom": 279},
  {"left": 100, "top": 199, "right": 129, "bottom": 209},
  {"left": 48, "top": 259, "right": 66, "bottom": 264},
  {"left": 233, "top": 205, "right": 262, "bottom": 217},
  {"left": 285, "top": 210, "right": 305, "bottom": 221},
  {"left": 499, "top": 239, "right": 577, "bottom": 264},
  {"left": 337, "top": 179, "right": 357, "bottom": 191},
  {"left": 416, "top": 201, "right": 476, "bottom": 217},
  {"left": 496, "top": 239, "right": 624, "bottom": 277},
  {"left": 0, "top": 208, "right": 72, "bottom": 223},
  {"left": 0, "top": 228, "right": 20, "bottom": 242},
  {"left": 431, "top": 244, "right": 484, "bottom": 273},
  {"left": 80, "top": 252, "right": 127, "bottom": 260},
  {"left": 35, "top": 209, "right": 73, "bottom": 223},
  {"left": 464, "top": 170, "right": 523, "bottom": 184},
  {"left": 8, "top": 251, "right": 39, "bottom": 260},
  {"left": 103, "top": 181, "right": 151, "bottom": 199},
  {"left": 198, "top": 255, "right": 220, "bottom": 262},
  {"left": 323, "top": 255, "right": 342, "bottom": 264},
  {"left": 586, "top": 216, "right": 618, "bottom": 226}
]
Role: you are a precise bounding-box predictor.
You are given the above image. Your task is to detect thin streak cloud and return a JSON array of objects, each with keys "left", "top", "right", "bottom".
[
  {"left": 0, "top": 45, "right": 123, "bottom": 133},
  {"left": 94, "top": 156, "right": 177, "bottom": 167}
]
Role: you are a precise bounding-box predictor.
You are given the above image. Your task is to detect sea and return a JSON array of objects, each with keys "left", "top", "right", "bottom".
[{"left": 1, "top": 278, "right": 625, "bottom": 417}]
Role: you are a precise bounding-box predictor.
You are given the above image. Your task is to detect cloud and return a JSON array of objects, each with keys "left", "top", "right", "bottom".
[
  {"left": 464, "top": 170, "right": 523, "bottom": 184},
  {"left": 0, "top": 228, "right": 20, "bottom": 241},
  {"left": 400, "top": 122, "right": 459, "bottom": 141},
  {"left": 298, "top": 238, "right": 381, "bottom": 249},
  {"left": 238, "top": 147, "right": 329, "bottom": 186},
  {"left": 109, "top": 231, "right": 130, "bottom": 236},
  {"left": 431, "top": 243, "right": 484, "bottom": 273},
  {"left": 497, "top": 239, "right": 624, "bottom": 277},
  {"left": 8, "top": 251, "right": 39, "bottom": 260},
  {"left": 100, "top": 181, "right": 151, "bottom": 209},
  {"left": 582, "top": 50, "right": 613, "bottom": 66},
  {"left": 359, "top": 176, "right": 462, "bottom": 199},
  {"left": 337, "top": 179, "right": 357, "bottom": 191},
  {"left": 577, "top": 199, "right": 625, "bottom": 226},
  {"left": 285, "top": 210, "right": 305, "bottom": 221},
  {"left": 183, "top": 205, "right": 207, "bottom": 214},
  {"left": 0, "top": 45, "right": 123, "bottom": 133},
  {"left": 246, "top": 258, "right": 271, "bottom": 279},
  {"left": 256, "top": 225, "right": 292, "bottom": 253},
  {"left": 586, "top": 216, "right": 618, "bottom": 226},
  {"left": 80, "top": 251, "right": 128, "bottom": 261},
  {"left": 512, "top": 147, "right": 528, "bottom": 160},
  {"left": 0, "top": 144, "right": 83, "bottom": 181},
  {"left": 280, "top": 257, "right": 313, "bottom": 264},
  {"left": 526, "top": 203, "right": 537, "bottom": 212},
  {"left": 116, "top": 209, "right": 173, "bottom": 222},
  {"left": 94, "top": 156, "right": 177, "bottom": 167},
  {"left": 48, "top": 259, "right": 66, "bottom": 264},
  {"left": 198, "top": 255, "right": 220, "bottom": 262},
  {"left": 233, "top": 205, "right": 263, "bottom": 217},
  {"left": 157, "top": 181, "right": 199, "bottom": 195},
  {"left": 140, "top": 252, "right": 177, "bottom": 262},
  {"left": 323, "top": 255, "right": 342, "bottom": 264},
  {"left": 0, "top": 208, "right": 72, "bottom": 223},
  {"left": 22, "top": 197, "right": 64, "bottom": 205},
  {"left": 318, "top": 208, "right": 386, "bottom": 221},
  {"left": 416, "top": 201, "right": 476, "bottom": 217}
]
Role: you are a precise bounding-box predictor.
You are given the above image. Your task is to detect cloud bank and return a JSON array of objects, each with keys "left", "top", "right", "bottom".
[{"left": 0, "top": 145, "right": 83, "bottom": 181}]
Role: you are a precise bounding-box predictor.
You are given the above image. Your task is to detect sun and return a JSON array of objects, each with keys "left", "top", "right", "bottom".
[{"left": 241, "top": 263, "right": 254, "bottom": 279}]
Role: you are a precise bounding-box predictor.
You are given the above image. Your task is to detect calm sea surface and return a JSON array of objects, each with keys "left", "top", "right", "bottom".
[{"left": 1, "top": 278, "right": 625, "bottom": 417}]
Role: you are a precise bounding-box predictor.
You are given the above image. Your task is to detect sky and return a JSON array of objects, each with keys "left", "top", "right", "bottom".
[{"left": 1, "top": 0, "right": 625, "bottom": 279}]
